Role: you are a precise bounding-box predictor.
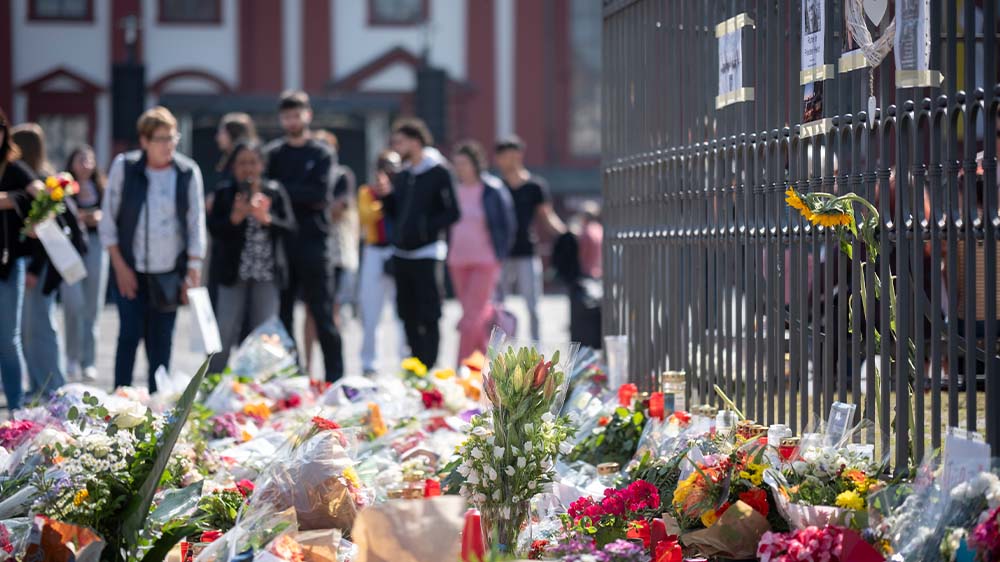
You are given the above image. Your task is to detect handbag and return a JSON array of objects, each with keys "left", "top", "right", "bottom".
[{"left": 144, "top": 205, "right": 183, "bottom": 313}]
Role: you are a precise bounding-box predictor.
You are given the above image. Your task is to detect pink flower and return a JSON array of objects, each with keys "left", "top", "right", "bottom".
[{"left": 0, "top": 420, "right": 41, "bottom": 450}]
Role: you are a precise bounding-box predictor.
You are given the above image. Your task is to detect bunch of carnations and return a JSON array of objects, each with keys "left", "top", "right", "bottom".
[
  {"left": 456, "top": 345, "right": 574, "bottom": 553},
  {"left": 21, "top": 172, "right": 78, "bottom": 237},
  {"left": 563, "top": 480, "right": 659, "bottom": 547},
  {"left": 971, "top": 505, "right": 1000, "bottom": 561},
  {"left": 0, "top": 419, "right": 42, "bottom": 450},
  {"left": 757, "top": 526, "right": 845, "bottom": 562}
]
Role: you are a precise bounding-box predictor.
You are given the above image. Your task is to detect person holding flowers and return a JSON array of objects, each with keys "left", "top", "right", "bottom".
[
  {"left": 12, "top": 123, "right": 85, "bottom": 400},
  {"left": 0, "top": 108, "right": 42, "bottom": 411}
]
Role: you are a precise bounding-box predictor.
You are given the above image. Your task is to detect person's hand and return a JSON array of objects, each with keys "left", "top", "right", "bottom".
[
  {"left": 230, "top": 193, "right": 251, "bottom": 224},
  {"left": 83, "top": 209, "right": 102, "bottom": 228},
  {"left": 26, "top": 180, "right": 42, "bottom": 198},
  {"left": 25, "top": 273, "right": 38, "bottom": 290},
  {"left": 113, "top": 261, "right": 138, "bottom": 300},
  {"left": 250, "top": 193, "right": 272, "bottom": 224},
  {"left": 180, "top": 267, "right": 201, "bottom": 305}
]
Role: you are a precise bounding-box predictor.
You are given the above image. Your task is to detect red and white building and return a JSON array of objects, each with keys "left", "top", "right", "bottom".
[{"left": 1, "top": 0, "right": 601, "bottom": 192}]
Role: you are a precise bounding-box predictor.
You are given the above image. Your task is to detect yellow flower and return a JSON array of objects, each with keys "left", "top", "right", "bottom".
[
  {"left": 368, "top": 403, "right": 388, "bottom": 437},
  {"left": 672, "top": 472, "right": 698, "bottom": 508},
  {"left": 810, "top": 211, "right": 852, "bottom": 228},
  {"left": 73, "top": 488, "right": 89, "bottom": 506},
  {"left": 242, "top": 402, "right": 271, "bottom": 421},
  {"left": 785, "top": 188, "right": 808, "bottom": 212},
  {"left": 50, "top": 186, "right": 65, "bottom": 202},
  {"left": 433, "top": 368, "right": 455, "bottom": 380},
  {"left": 739, "top": 470, "right": 751, "bottom": 480},
  {"left": 835, "top": 490, "right": 864, "bottom": 510},
  {"left": 402, "top": 357, "right": 428, "bottom": 376},
  {"left": 343, "top": 466, "right": 361, "bottom": 487},
  {"left": 45, "top": 176, "right": 60, "bottom": 190},
  {"left": 701, "top": 509, "right": 720, "bottom": 528}
]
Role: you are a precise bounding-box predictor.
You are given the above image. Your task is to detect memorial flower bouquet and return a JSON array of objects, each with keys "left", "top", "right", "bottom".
[
  {"left": 566, "top": 404, "right": 647, "bottom": 467},
  {"left": 456, "top": 343, "right": 576, "bottom": 553},
  {"left": 22, "top": 172, "right": 78, "bottom": 237},
  {"left": 767, "top": 445, "right": 884, "bottom": 529},
  {"left": 757, "top": 525, "right": 885, "bottom": 562},
  {"left": 561, "top": 479, "right": 660, "bottom": 547}
]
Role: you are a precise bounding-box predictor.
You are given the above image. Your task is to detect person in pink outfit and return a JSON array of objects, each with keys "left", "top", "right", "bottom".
[{"left": 448, "top": 141, "right": 516, "bottom": 364}]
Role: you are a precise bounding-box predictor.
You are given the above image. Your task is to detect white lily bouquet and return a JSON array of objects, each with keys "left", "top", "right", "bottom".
[{"left": 456, "top": 343, "right": 576, "bottom": 553}]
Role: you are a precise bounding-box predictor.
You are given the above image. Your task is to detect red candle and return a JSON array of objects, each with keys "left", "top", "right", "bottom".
[
  {"left": 461, "top": 508, "right": 485, "bottom": 562},
  {"left": 649, "top": 392, "right": 665, "bottom": 421}
]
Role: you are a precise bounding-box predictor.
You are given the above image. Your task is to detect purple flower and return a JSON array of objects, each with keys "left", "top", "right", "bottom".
[{"left": 601, "top": 539, "right": 646, "bottom": 562}]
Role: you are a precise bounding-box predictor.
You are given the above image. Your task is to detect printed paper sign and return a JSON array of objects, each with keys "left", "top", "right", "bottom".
[
  {"left": 35, "top": 217, "right": 86, "bottom": 285},
  {"left": 942, "top": 427, "right": 991, "bottom": 492},
  {"left": 187, "top": 287, "right": 222, "bottom": 355},
  {"left": 801, "top": 0, "right": 825, "bottom": 72},
  {"left": 895, "top": 0, "right": 930, "bottom": 72},
  {"left": 719, "top": 29, "right": 743, "bottom": 97}
]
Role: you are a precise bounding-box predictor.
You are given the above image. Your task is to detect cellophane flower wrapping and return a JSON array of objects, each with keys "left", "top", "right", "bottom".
[
  {"left": 457, "top": 329, "right": 579, "bottom": 553},
  {"left": 243, "top": 421, "right": 372, "bottom": 535},
  {"left": 870, "top": 455, "right": 1000, "bottom": 561},
  {"left": 228, "top": 317, "right": 297, "bottom": 379}
]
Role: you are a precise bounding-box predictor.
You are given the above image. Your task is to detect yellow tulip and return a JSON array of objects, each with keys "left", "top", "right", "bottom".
[
  {"left": 45, "top": 176, "right": 60, "bottom": 189},
  {"left": 50, "top": 186, "right": 65, "bottom": 202}
]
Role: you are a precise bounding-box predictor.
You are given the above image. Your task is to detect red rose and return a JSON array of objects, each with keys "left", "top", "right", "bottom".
[
  {"left": 618, "top": 383, "right": 639, "bottom": 407},
  {"left": 421, "top": 388, "right": 444, "bottom": 409},
  {"left": 739, "top": 489, "right": 769, "bottom": 518},
  {"left": 598, "top": 416, "right": 610, "bottom": 427},
  {"left": 236, "top": 479, "right": 255, "bottom": 498}
]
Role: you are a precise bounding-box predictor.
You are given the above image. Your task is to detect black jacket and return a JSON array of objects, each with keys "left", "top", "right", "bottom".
[
  {"left": 382, "top": 148, "right": 460, "bottom": 252},
  {"left": 0, "top": 161, "right": 36, "bottom": 280},
  {"left": 207, "top": 179, "right": 296, "bottom": 288},
  {"left": 27, "top": 197, "right": 88, "bottom": 295}
]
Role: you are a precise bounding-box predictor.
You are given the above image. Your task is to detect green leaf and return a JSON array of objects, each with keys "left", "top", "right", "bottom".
[
  {"left": 120, "top": 357, "right": 212, "bottom": 549},
  {"left": 148, "top": 481, "right": 204, "bottom": 526},
  {"left": 141, "top": 523, "right": 199, "bottom": 562},
  {"left": 67, "top": 406, "right": 78, "bottom": 421}
]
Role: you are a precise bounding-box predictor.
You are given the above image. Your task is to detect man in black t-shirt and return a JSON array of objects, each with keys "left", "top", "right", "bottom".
[
  {"left": 265, "top": 91, "right": 343, "bottom": 381},
  {"left": 494, "top": 135, "right": 565, "bottom": 340}
]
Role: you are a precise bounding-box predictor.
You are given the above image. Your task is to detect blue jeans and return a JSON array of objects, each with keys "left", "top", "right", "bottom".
[
  {"left": 22, "top": 265, "right": 65, "bottom": 399},
  {"left": 113, "top": 274, "right": 177, "bottom": 393},
  {"left": 61, "top": 231, "right": 109, "bottom": 370},
  {"left": 0, "top": 260, "right": 26, "bottom": 411}
]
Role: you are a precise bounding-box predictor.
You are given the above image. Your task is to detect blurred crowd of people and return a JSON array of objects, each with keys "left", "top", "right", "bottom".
[{"left": 0, "top": 91, "right": 603, "bottom": 410}]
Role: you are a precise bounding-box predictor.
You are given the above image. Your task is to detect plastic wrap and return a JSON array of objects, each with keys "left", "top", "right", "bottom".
[
  {"left": 483, "top": 327, "right": 580, "bottom": 415},
  {"left": 246, "top": 427, "right": 372, "bottom": 533},
  {"left": 228, "top": 317, "right": 297, "bottom": 379}
]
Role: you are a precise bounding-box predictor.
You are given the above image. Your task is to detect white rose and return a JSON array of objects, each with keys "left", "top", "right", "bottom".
[{"left": 104, "top": 397, "right": 148, "bottom": 429}]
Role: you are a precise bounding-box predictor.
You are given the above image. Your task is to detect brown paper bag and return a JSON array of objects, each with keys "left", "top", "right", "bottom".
[
  {"left": 352, "top": 496, "right": 467, "bottom": 562},
  {"left": 675, "top": 501, "right": 770, "bottom": 560},
  {"left": 293, "top": 529, "right": 342, "bottom": 562}
]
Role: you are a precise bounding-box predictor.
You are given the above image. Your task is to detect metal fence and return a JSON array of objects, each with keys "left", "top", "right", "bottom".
[{"left": 601, "top": 0, "right": 999, "bottom": 467}]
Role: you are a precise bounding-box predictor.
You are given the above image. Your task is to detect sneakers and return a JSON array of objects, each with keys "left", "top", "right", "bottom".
[
  {"left": 66, "top": 361, "right": 81, "bottom": 381},
  {"left": 82, "top": 366, "right": 98, "bottom": 382}
]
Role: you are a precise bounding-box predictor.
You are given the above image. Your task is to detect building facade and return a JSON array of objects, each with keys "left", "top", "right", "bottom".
[{"left": 1, "top": 0, "right": 601, "bottom": 192}]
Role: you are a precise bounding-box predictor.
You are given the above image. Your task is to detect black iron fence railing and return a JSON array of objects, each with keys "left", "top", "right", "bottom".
[{"left": 602, "top": 0, "right": 999, "bottom": 467}]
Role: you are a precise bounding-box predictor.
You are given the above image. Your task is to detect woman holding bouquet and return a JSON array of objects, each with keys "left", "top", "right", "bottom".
[
  {"left": 60, "top": 145, "right": 107, "bottom": 382},
  {"left": 0, "top": 109, "right": 41, "bottom": 411},
  {"left": 13, "top": 124, "right": 85, "bottom": 399},
  {"left": 207, "top": 141, "right": 295, "bottom": 372}
]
